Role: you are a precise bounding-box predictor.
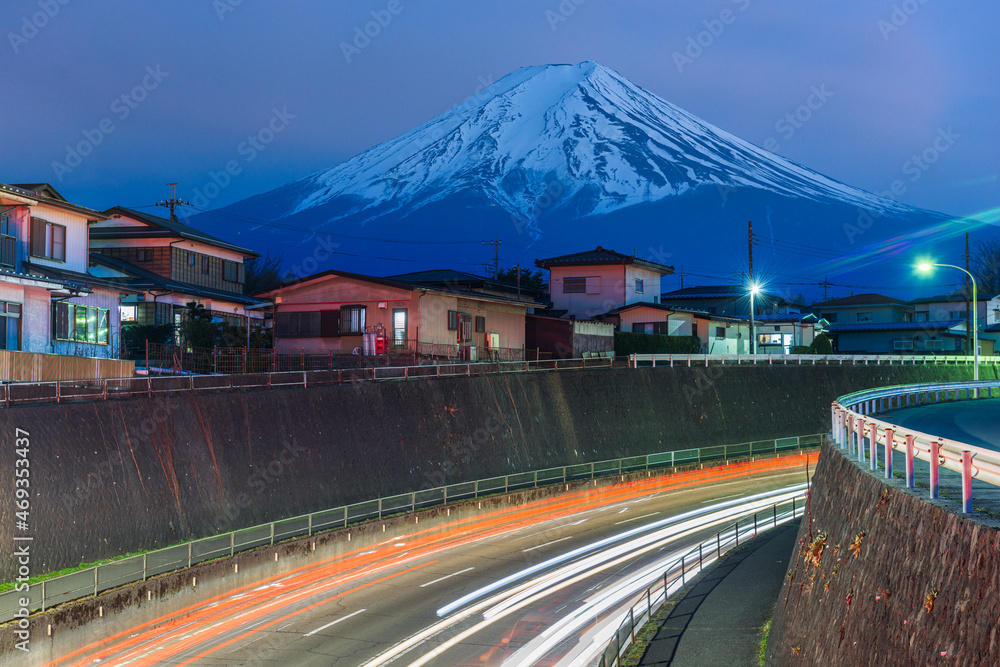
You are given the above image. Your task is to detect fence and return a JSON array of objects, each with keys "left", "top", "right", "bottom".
[
  {"left": 0, "top": 349, "right": 133, "bottom": 383},
  {"left": 832, "top": 380, "right": 1000, "bottom": 513},
  {"left": 597, "top": 492, "right": 808, "bottom": 667},
  {"left": 630, "top": 352, "right": 995, "bottom": 368},
  {"left": 0, "top": 434, "right": 820, "bottom": 623}
]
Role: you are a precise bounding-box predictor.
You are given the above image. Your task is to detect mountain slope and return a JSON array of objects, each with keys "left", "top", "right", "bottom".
[{"left": 190, "top": 61, "right": 958, "bottom": 294}]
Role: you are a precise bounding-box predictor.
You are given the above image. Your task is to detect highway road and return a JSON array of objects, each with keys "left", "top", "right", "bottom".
[{"left": 43, "top": 454, "right": 814, "bottom": 667}]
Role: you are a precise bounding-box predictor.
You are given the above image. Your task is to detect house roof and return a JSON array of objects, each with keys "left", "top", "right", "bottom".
[
  {"left": 814, "top": 293, "right": 910, "bottom": 308},
  {"left": 256, "top": 268, "right": 532, "bottom": 308},
  {"left": 828, "top": 320, "right": 966, "bottom": 334},
  {"left": 750, "top": 313, "right": 825, "bottom": 324},
  {"left": 99, "top": 206, "right": 258, "bottom": 258},
  {"left": 388, "top": 268, "right": 543, "bottom": 298},
  {"left": 604, "top": 301, "right": 747, "bottom": 324},
  {"left": 89, "top": 253, "right": 266, "bottom": 306},
  {"left": 535, "top": 246, "right": 674, "bottom": 274},
  {"left": 910, "top": 294, "right": 998, "bottom": 304},
  {"left": 660, "top": 285, "right": 786, "bottom": 303},
  {"left": 9, "top": 183, "right": 109, "bottom": 220}
]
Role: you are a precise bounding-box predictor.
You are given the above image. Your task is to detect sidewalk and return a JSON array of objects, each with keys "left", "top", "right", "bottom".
[{"left": 639, "top": 518, "right": 800, "bottom": 666}]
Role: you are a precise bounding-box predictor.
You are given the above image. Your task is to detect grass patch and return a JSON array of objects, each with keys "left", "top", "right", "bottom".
[
  {"left": 758, "top": 617, "right": 772, "bottom": 665},
  {"left": 0, "top": 550, "right": 147, "bottom": 593}
]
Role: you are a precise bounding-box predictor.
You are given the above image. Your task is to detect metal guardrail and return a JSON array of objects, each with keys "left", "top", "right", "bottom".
[
  {"left": 630, "top": 352, "right": 993, "bottom": 368},
  {"left": 832, "top": 381, "right": 1000, "bottom": 512},
  {"left": 0, "top": 434, "right": 821, "bottom": 624},
  {"left": 597, "top": 492, "right": 808, "bottom": 667},
  {"left": 0, "top": 357, "right": 617, "bottom": 408}
]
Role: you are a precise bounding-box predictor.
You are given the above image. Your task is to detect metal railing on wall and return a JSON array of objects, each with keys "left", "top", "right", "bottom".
[
  {"left": 0, "top": 434, "right": 821, "bottom": 623},
  {"left": 597, "top": 492, "right": 808, "bottom": 667},
  {"left": 630, "top": 352, "right": 995, "bottom": 368},
  {"left": 832, "top": 380, "right": 1000, "bottom": 514}
]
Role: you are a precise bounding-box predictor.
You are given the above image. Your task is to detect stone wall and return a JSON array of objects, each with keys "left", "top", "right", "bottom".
[
  {"left": 767, "top": 439, "right": 1000, "bottom": 666},
  {"left": 0, "top": 363, "right": 990, "bottom": 580}
]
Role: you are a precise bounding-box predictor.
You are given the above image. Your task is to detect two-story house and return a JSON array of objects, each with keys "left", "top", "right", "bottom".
[
  {"left": 535, "top": 246, "right": 674, "bottom": 319},
  {"left": 1, "top": 183, "right": 127, "bottom": 358},
  {"left": 89, "top": 207, "right": 265, "bottom": 331},
  {"left": 659, "top": 285, "right": 795, "bottom": 317}
]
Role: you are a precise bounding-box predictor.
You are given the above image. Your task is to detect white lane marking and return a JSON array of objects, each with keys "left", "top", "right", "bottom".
[
  {"left": 522, "top": 536, "right": 573, "bottom": 553},
  {"left": 614, "top": 512, "right": 659, "bottom": 525},
  {"left": 304, "top": 608, "right": 367, "bottom": 637},
  {"left": 701, "top": 493, "right": 743, "bottom": 504},
  {"left": 227, "top": 634, "right": 265, "bottom": 653},
  {"left": 420, "top": 567, "right": 476, "bottom": 588}
]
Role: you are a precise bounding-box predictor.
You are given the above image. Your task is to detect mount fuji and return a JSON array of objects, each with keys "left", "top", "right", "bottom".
[{"left": 190, "top": 61, "right": 959, "bottom": 295}]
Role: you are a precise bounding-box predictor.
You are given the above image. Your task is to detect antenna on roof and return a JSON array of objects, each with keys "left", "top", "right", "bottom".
[{"left": 156, "top": 183, "right": 190, "bottom": 221}]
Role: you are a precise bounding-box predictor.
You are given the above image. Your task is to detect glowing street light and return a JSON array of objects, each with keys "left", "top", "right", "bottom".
[
  {"left": 918, "top": 262, "right": 978, "bottom": 380},
  {"left": 749, "top": 282, "right": 761, "bottom": 355}
]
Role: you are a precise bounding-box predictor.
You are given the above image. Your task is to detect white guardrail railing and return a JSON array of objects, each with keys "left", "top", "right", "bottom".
[
  {"left": 0, "top": 435, "right": 822, "bottom": 625},
  {"left": 832, "top": 380, "right": 1000, "bottom": 514},
  {"left": 630, "top": 353, "right": 992, "bottom": 367}
]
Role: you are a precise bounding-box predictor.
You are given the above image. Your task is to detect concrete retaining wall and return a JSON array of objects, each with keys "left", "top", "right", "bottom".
[
  {"left": 0, "top": 363, "right": 990, "bottom": 579},
  {"left": 767, "top": 439, "right": 1000, "bottom": 666}
]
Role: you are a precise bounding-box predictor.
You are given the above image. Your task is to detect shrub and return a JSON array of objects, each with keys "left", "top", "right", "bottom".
[
  {"left": 809, "top": 332, "right": 833, "bottom": 354},
  {"left": 614, "top": 331, "right": 702, "bottom": 355}
]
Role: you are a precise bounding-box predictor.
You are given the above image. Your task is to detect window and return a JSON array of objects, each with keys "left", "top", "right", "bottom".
[
  {"left": 53, "top": 303, "right": 110, "bottom": 345},
  {"left": 275, "top": 312, "right": 321, "bottom": 338},
  {"left": 188, "top": 253, "right": 196, "bottom": 266},
  {"left": 635, "top": 279, "right": 644, "bottom": 294},
  {"left": 0, "top": 210, "right": 12, "bottom": 235},
  {"left": 692, "top": 322, "right": 698, "bottom": 338},
  {"left": 949, "top": 310, "right": 965, "bottom": 319},
  {"left": 393, "top": 309, "right": 407, "bottom": 346},
  {"left": 652, "top": 296, "right": 659, "bottom": 304},
  {"left": 30, "top": 218, "right": 65, "bottom": 261},
  {"left": 903, "top": 312, "right": 913, "bottom": 323},
  {"left": 202, "top": 256, "right": 211, "bottom": 274},
  {"left": 0, "top": 302, "right": 21, "bottom": 350},
  {"left": 475, "top": 315, "right": 485, "bottom": 333},
  {"left": 563, "top": 277, "right": 586, "bottom": 293},
  {"left": 136, "top": 248, "right": 152, "bottom": 262},
  {"left": 340, "top": 305, "right": 366, "bottom": 335},
  {"left": 120, "top": 305, "right": 137, "bottom": 322},
  {"left": 924, "top": 339, "right": 944, "bottom": 350},
  {"left": 460, "top": 314, "right": 472, "bottom": 342},
  {"left": 632, "top": 323, "right": 646, "bottom": 333},
  {"left": 223, "top": 260, "right": 245, "bottom": 283},
  {"left": 447, "top": 310, "right": 460, "bottom": 331},
  {"left": 856, "top": 312, "right": 873, "bottom": 322},
  {"left": 716, "top": 326, "right": 726, "bottom": 338},
  {"left": 915, "top": 312, "right": 929, "bottom": 322},
  {"left": 652, "top": 321, "right": 668, "bottom": 334},
  {"left": 894, "top": 340, "right": 914, "bottom": 351},
  {"left": 822, "top": 312, "right": 837, "bottom": 323}
]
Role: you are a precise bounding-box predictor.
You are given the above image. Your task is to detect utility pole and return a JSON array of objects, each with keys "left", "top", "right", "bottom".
[
  {"left": 819, "top": 276, "right": 832, "bottom": 302},
  {"left": 966, "top": 232, "right": 972, "bottom": 354},
  {"left": 156, "top": 183, "right": 190, "bottom": 221},
  {"left": 516, "top": 262, "right": 521, "bottom": 301},
  {"left": 483, "top": 234, "right": 501, "bottom": 278},
  {"left": 748, "top": 220, "right": 757, "bottom": 354},
  {"left": 679, "top": 267, "right": 684, "bottom": 290}
]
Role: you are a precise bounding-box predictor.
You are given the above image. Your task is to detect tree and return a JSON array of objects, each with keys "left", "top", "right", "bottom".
[
  {"left": 809, "top": 332, "right": 833, "bottom": 354},
  {"left": 244, "top": 250, "right": 285, "bottom": 295},
  {"left": 179, "top": 301, "right": 219, "bottom": 349},
  {"left": 970, "top": 238, "right": 1000, "bottom": 297},
  {"left": 495, "top": 266, "right": 546, "bottom": 291}
]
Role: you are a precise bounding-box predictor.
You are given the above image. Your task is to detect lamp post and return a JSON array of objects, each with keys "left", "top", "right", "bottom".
[
  {"left": 919, "top": 263, "right": 978, "bottom": 381},
  {"left": 749, "top": 283, "right": 760, "bottom": 355}
]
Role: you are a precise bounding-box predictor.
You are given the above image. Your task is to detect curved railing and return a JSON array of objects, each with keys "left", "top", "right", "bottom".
[{"left": 831, "top": 381, "right": 1000, "bottom": 512}]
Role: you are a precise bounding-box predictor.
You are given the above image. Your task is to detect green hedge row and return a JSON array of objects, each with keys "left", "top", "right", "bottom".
[{"left": 614, "top": 332, "right": 702, "bottom": 355}]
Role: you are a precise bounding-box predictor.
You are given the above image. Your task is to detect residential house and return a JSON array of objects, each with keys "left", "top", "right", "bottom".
[
  {"left": 752, "top": 313, "right": 825, "bottom": 355},
  {"left": 602, "top": 302, "right": 751, "bottom": 354},
  {"left": 813, "top": 293, "right": 913, "bottom": 326},
  {"left": 826, "top": 320, "right": 989, "bottom": 355},
  {"left": 911, "top": 293, "right": 1000, "bottom": 327},
  {"left": 535, "top": 246, "right": 674, "bottom": 319},
  {"left": 0, "top": 183, "right": 127, "bottom": 357},
  {"left": 389, "top": 269, "right": 543, "bottom": 306},
  {"left": 524, "top": 315, "right": 615, "bottom": 359},
  {"left": 255, "top": 269, "right": 530, "bottom": 359},
  {"left": 659, "top": 285, "right": 798, "bottom": 318},
  {"left": 90, "top": 207, "right": 265, "bottom": 330}
]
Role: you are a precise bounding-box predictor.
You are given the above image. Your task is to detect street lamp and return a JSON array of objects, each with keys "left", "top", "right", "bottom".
[
  {"left": 749, "top": 283, "right": 761, "bottom": 355},
  {"left": 918, "top": 262, "right": 978, "bottom": 381}
]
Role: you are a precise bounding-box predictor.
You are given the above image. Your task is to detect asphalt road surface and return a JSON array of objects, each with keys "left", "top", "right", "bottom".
[
  {"left": 881, "top": 398, "right": 1000, "bottom": 451},
  {"left": 45, "top": 454, "right": 815, "bottom": 667}
]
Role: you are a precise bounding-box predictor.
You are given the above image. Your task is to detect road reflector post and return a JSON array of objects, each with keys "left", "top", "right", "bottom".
[
  {"left": 884, "top": 428, "right": 894, "bottom": 479},
  {"left": 869, "top": 422, "right": 878, "bottom": 471},
  {"left": 930, "top": 439, "right": 941, "bottom": 500},
  {"left": 906, "top": 435, "right": 915, "bottom": 487},
  {"left": 857, "top": 419, "right": 866, "bottom": 464}
]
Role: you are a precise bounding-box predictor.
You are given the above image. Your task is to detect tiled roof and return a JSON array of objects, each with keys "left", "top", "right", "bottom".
[
  {"left": 389, "top": 268, "right": 543, "bottom": 296},
  {"left": 814, "top": 293, "right": 909, "bottom": 307},
  {"left": 8, "top": 182, "right": 108, "bottom": 219},
  {"left": 751, "top": 313, "right": 823, "bottom": 324},
  {"left": 660, "top": 285, "right": 785, "bottom": 303},
  {"left": 910, "top": 294, "right": 997, "bottom": 304},
  {"left": 535, "top": 246, "right": 673, "bottom": 274},
  {"left": 100, "top": 207, "right": 258, "bottom": 257}
]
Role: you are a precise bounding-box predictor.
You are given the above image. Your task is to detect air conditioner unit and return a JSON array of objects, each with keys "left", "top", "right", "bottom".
[{"left": 378, "top": 302, "right": 388, "bottom": 309}]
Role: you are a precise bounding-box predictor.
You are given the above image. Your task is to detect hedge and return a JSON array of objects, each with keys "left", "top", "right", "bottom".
[{"left": 614, "top": 332, "right": 702, "bottom": 355}]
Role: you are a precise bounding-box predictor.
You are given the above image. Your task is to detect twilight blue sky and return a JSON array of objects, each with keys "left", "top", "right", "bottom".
[{"left": 4, "top": 0, "right": 998, "bottom": 224}]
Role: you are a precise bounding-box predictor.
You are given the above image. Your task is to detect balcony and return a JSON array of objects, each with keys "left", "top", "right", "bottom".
[{"left": 0, "top": 234, "right": 16, "bottom": 268}]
